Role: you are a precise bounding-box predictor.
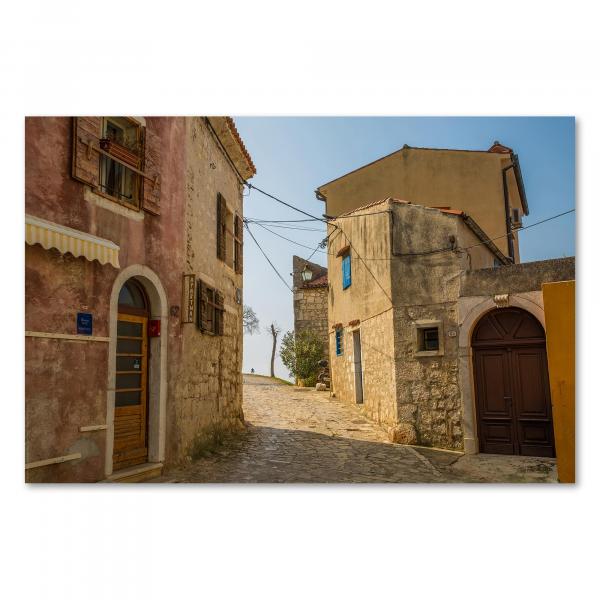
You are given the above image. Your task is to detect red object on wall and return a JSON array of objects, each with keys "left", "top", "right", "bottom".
[{"left": 148, "top": 319, "right": 161, "bottom": 337}]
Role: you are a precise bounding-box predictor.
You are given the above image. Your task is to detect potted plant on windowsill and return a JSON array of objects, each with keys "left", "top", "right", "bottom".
[{"left": 99, "top": 138, "right": 141, "bottom": 168}]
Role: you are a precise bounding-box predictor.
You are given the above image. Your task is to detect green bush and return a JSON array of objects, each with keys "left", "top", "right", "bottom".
[
  {"left": 188, "top": 424, "right": 226, "bottom": 460},
  {"left": 280, "top": 330, "right": 323, "bottom": 383}
]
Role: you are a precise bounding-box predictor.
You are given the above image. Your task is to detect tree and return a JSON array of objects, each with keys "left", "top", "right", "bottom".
[
  {"left": 280, "top": 330, "right": 324, "bottom": 386},
  {"left": 267, "top": 323, "right": 281, "bottom": 378},
  {"left": 243, "top": 305, "right": 260, "bottom": 335}
]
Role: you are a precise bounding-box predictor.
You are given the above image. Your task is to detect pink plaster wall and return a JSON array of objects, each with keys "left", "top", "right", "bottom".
[{"left": 25, "top": 117, "right": 187, "bottom": 482}]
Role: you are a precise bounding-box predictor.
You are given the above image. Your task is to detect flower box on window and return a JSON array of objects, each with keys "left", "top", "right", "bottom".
[{"left": 99, "top": 138, "right": 141, "bottom": 168}]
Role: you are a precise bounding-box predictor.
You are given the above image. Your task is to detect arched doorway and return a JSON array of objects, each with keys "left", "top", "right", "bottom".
[
  {"left": 113, "top": 278, "right": 150, "bottom": 470},
  {"left": 472, "top": 307, "right": 555, "bottom": 457}
]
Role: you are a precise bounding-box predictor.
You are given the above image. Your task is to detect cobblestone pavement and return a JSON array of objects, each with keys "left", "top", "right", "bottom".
[{"left": 151, "top": 375, "right": 557, "bottom": 484}]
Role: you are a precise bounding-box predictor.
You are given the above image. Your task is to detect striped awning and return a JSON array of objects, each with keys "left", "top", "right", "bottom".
[{"left": 25, "top": 214, "right": 120, "bottom": 268}]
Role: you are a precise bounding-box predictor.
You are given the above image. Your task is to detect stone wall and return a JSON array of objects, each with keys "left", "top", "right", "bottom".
[
  {"left": 328, "top": 309, "right": 397, "bottom": 426},
  {"left": 293, "top": 286, "right": 329, "bottom": 352},
  {"left": 460, "top": 257, "right": 575, "bottom": 297},
  {"left": 169, "top": 117, "right": 246, "bottom": 463}
]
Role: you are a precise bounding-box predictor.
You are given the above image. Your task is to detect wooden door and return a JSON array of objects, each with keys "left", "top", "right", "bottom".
[
  {"left": 113, "top": 313, "right": 149, "bottom": 470},
  {"left": 352, "top": 330, "right": 364, "bottom": 404},
  {"left": 472, "top": 308, "right": 555, "bottom": 457}
]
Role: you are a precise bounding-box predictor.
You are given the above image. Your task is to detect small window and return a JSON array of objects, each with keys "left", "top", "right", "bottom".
[
  {"left": 99, "top": 117, "right": 143, "bottom": 208},
  {"left": 197, "top": 280, "right": 225, "bottom": 335},
  {"left": 421, "top": 328, "right": 439, "bottom": 351},
  {"left": 335, "top": 328, "right": 344, "bottom": 356},
  {"left": 342, "top": 254, "right": 351, "bottom": 289},
  {"left": 414, "top": 320, "right": 444, "bottom": 357}
]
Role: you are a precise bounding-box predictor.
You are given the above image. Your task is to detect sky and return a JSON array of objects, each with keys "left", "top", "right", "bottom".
[{"left": 235, "top": 117, "right": 575, "bottom": 379}]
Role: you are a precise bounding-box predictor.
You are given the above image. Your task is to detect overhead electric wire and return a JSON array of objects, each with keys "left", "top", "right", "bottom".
[
  {"left": 245, "top": 220, "right": 324, "bottom": 232},
  {"left": 252, "top": 221, "right": 331, "bottom": 254},
  {"left": 244, "top": 222, "right": 293, "bottom": 292},
  {"left": 330, "top": 207, "right": 576, "bottom": 261},
  {"left": 245, "top": 182, "right": 334, "bottom": 226}
]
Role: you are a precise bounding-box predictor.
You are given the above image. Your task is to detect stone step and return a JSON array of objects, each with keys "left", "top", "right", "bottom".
[{"left": 102, "top": 462, "right": 163, "bottom": 483}]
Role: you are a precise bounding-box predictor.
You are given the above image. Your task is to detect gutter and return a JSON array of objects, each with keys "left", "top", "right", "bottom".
[
  {"left": 502, "top": 163, "right": 516, "bottom": 262},
  {"left": 510, "top": 152, "right": 529, "bottom": 216}
]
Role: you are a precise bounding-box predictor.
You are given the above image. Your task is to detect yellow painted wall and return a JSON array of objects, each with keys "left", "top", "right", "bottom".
[
  {"left": 542, "top": 280, "right": 575, "bottom": 483},
  {"left": 318, "top": 147, "right": 523, "bottom": 260}
]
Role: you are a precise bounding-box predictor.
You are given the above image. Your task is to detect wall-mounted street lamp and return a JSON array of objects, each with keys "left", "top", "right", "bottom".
[{"left": 301, "top": 265, "right": 313, "bottom": 282}]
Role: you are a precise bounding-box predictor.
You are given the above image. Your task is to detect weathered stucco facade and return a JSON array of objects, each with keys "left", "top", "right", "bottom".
[
  {"left": 326, "top": 197, "right": 575, "bottom": 453},
  {"left": 317, "top": 142, "right": 527, "bottom": 262},
  {"left": 292, "top": 255, "right": 329, "bottom": 358},
  {"left": 25, "top": 116, "right": 255, "bottom": 482}
]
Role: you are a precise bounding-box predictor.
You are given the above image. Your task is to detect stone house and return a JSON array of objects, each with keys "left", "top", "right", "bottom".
[
  {"left": 292, "top": 255, "right": 329, "bottom": 361},
  {"left": 316, "top": 141, "right": 528, "bottom": 263},
  {"left": 25, "top": 116, "right": 255, "bottom": 482},
  {"left": 326, "top": 198, "right": 574, "bottom": 456}
]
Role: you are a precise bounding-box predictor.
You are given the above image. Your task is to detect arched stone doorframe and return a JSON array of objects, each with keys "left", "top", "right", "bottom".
[
  {"left": 105, "top": 265, "right": 168, "bottom": 476},
  {"left": 457, "top": 293, "right": 546, "bottom": 454}
]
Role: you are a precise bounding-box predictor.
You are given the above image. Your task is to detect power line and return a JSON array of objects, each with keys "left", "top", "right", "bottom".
[
  {"left": 244, "top": 222, "right": 293, "bottom": 292},
  {"left": 252, "top": 221, "right": 331, "bottom": 254},
  {"left": 335, "top": 225, "right": 393, "bottom": 303},
  {"left": 460, "top": 208, "right": 575, "bottom": 253},
  {"left": 245, "top": 182, "right": 334, "bottom": 226},
  {"left": 245, "top": 220, "right": 324, "bottom": 232},
  {"left": 305, "top": 231, "right": 336, "bottom": 263},
  {"left": 332, "top": 207, "right": 576, "bottom": 261}
]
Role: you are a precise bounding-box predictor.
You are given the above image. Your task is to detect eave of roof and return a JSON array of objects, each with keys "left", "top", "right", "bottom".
[
  {"left": 315, "top": 142, "right": 517, "bottom": 198},
  {"left": 304, "top": 273, "right": 328, "bottom": 288},
  {"left": 206, "top": 116, "right": 256, "bottom": 180},
  {"left": 332, "top": 197, "right": 511, "bottom": 265}
]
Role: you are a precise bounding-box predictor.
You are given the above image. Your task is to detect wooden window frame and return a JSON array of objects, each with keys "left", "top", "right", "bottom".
[
  {"left": 413, "top": 320, "right": 445, "bottom": 357},
  {"left": 197, "top": 280, "right": 225, "bottom": 336},
  {"left": 98, "top": 117, "right": 144, "bottom": 211},
  {"left": 335, "top": 328, "right": 344, "bottom": 356},
  {"left": 234, "top": 214, "right": 243, "bottom": 274},
  {"left": 341, "top": 253, "right": 351, "bottom": 290}
]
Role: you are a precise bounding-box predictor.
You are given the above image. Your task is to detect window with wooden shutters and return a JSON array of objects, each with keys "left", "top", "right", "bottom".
[
  {"left": 141, "top": 124, "right": 161, "bottom": 215},
  {"left": 216, "top": 193, "right": 227, "bottom": 261},
  {"left": 197, "top": 280, "right": 225, "bottom": 336},
  {"left": 72, "top": 117, "right": 102, "bottom": 188},
  {"left": 234, "top": 214, "right": 243, "bottom": 274},
  {"left": 72, "top": 117, "right": 160, "bottom": 214}
]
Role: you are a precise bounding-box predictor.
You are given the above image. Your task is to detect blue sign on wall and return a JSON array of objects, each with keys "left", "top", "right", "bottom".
[{"left": 77, "top": 312, "right": 93, "bottom": 335}]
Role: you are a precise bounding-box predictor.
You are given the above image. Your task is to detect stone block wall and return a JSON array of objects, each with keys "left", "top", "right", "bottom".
[
  {"left": 328, "top": 310, "right": 398, "bottom": 427},
  {"left": 392, "top": 303, "right": 463, "bottom": 450},
  {"left": 293, "top": 286, "right": 329, "bottom": 356}
]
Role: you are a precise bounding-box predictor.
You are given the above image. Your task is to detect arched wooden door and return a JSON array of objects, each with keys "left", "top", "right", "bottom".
[
  {"left": 113, "top": 279, "right": 150, "bottom": 470},
  {"left": 472, "top": 307, "right": 555, "bottom": 457}
]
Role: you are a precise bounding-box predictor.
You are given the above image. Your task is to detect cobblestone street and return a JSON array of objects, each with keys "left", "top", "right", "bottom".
[{"left": 152, "top": 375, "right": 557, "bottom": 484}]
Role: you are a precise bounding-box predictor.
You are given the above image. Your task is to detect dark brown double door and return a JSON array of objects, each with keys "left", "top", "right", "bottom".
[{"left": 472, "top": 308, "right": 555, "bottom": 457}]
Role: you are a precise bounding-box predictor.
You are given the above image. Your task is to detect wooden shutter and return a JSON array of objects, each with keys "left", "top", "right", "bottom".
[
  {"left": 142, "top": 125, "right": 161, "bottom": 215},
  {"left": 234, "top": 215, "right": 243, "bottom": 274},
  {"left": 72, "top": 117, "right": 101, "bottom": 187},
  {"left": 216, "top": 193, "right": 226, "bottom": 261},
  {"left": 216, "top": 291, "right": 225, "bottom": 336},
  {"left": 196, "top": 280, "right": 206, "bottom": 331}
]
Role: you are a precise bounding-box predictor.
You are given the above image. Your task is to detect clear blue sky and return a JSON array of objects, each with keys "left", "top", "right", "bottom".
[{"left": 235, "top": 117, "right": 575, "bottom": 378}]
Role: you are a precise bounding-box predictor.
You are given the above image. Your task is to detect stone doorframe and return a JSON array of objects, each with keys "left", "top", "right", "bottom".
[
  {"left": 104, "top": 265, "right": 168, "bottom": 476},
  {"left": 457, "top": 292, "right": 546, "bottom": 454}
]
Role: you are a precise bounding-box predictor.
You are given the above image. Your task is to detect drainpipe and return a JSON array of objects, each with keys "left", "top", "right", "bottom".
[{"left": 502, "top": 163, "right": 516, "bottom": 263}]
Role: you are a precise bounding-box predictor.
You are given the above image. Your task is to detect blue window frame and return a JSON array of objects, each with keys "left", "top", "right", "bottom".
[
  {"left": 342, "top": 254, "right": 351, "bottom": 289},
  {"left": 335, "top": 329, "right": 343, "bottom": 356}
]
